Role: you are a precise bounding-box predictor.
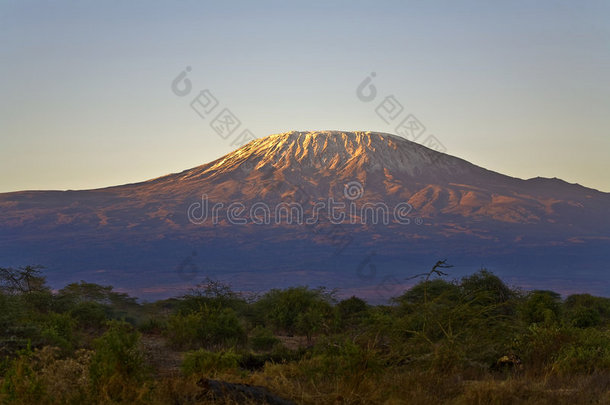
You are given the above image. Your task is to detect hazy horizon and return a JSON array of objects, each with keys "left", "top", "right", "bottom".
[
  {"left": 2, "top": 129, "right": 608, "bottom": 194},
  {"left": 2, "top": 1, "right": 609, "bottom": 193}
]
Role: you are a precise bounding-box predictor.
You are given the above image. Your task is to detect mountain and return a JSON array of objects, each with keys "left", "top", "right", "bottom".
[{"left": 1, "top": 131, "right": 609, "bottom": 300}]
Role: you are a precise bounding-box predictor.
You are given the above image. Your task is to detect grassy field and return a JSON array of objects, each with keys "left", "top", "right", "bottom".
[{"left": 1, "top": 264, "right": 609, "bottom": 404}]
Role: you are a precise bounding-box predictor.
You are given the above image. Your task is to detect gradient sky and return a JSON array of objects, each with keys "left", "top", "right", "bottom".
[{"left": 1, "top": 0, "right": 609, "bottom": 193}]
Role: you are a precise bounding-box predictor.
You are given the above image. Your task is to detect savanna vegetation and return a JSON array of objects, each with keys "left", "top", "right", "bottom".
[{"left": 0, "top": 262, "right": 609, "bottom": 404}]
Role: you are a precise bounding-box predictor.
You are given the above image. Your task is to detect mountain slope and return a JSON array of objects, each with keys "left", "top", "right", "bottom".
[{"left": 1, "top": 131, "right": 609, "bottom": 299}]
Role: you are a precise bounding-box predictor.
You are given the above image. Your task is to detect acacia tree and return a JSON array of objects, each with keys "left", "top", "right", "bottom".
[
  {"left": 394, "top": 262, "right": 521, "bottom": 369},
  {"left": 0, "top": 265, "right": 48, "bottom": 295}
]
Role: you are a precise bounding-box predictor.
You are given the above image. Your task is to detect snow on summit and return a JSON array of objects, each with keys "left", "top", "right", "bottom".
[{"left": 204, "top": 130, "right": 471, "bottom": 180}]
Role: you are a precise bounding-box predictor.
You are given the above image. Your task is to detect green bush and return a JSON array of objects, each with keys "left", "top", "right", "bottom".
[
  {"left": 395, "top": 279, "right": 461, "bottom": 308},
  {"left": 552, "top": 328, "right": 610, "bottom": 374},
  {"left": 166, "top": 312, "right": 201, "bottom": 348},
  {"left": 0, "top": 294, "right": 31, "bottom": 356},
  {"left": 181, "top": 348, "right": 240, "bottom": 376},
  {"left": 3, "top": 265, "right": 610, "bottom": 404},
  {"left": 564, "top": 294, "right": 610, "bottom": 328},
  {"left": 137, "top": 318, "right": 167, "bottom": 334},
  {"left": 166, "top": 307, "right": 246, "bottom": 349},
  {"left": 69, "top": 302, "right": 108, "bottom": 330},
  {"left": 250, "top": 325, "right": 279, "bottom": 351},
  {"left": 569, "top": 306, "right": 602, "bottom": 328},
  {"left": 305, "top": 337, "right": 383, "bottom": 380},
  {"left": 254, "top": 286, "right": 334, "bottom": 338},
  {"left": 335, "top": 296, "right": 368, "bottom": 329},
  {"left": 40, "top": 312, "right": 75, "bottom": 353},
  {"left": 516, "top": 324, "right": 574, "bottom": 372},
  {"left": 89, "top": 321, "right": 147, "bottom": 401},
  {"left": 0, "top": 346, "right": 46, "bottom": 404},
  {"left": 176, "top": 278, "right": 248, "bottom": 315},
  {"left": 0, "top": 346, "right": 92, "bottom": 405},
  {"left": 519, "top": 290, "right": 562, "bottom": 325}
]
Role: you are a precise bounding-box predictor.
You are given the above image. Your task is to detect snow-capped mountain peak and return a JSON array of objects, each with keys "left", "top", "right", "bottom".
[{"left": 203, "top": 130, "right": 467, "bottom": 180}]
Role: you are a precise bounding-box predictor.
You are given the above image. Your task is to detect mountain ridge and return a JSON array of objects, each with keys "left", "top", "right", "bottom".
[
  {"left": 1, "top": 130, "right": 608, "bottom": 300},
  {"left": 2, "top": 130, "right": 605, "bottom": 196}
]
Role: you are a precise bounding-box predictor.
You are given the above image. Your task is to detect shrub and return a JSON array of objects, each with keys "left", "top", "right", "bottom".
[
  {"left": 137, "top": 318, "right": 167, "bottom": 334},
  {"left": 295, "top": 301, "right": 332, "bottom": 342},
  {"left": 7, "top": 346, "right": 92, "bottom": 404},
  {"left": 166, "top": 312, "right": 200, "bottom": 348},
  {"left": 38, "top": 348, "right": 92, "bottom": 404},
  {"left": 69, "top": 302, "right": 108, "bottom": 330},
  {"left": 564, "top": 294, "right": 610, "bottom": 328},
  {"left": 516, "top": 324, "right": 574, "bottom": 373},
  {"left": 166, "top": 307, "right": 246, "bottom": 349},
  {"left": 394, "top": 279, "right": 460, "bottom": 308},
  {"left": 254, "top": 286, "right": 334, "bottom": 337},
  {"left": 176, "top": 278, "right": 247, "bottom": 315},
  {"left": 40, "top": 312, "right": 76, "bottom": 353},
  {"left": 569, "top": 306, "right": 602, "bottom": 328},
  {"left": 335, "top": 296, "right": 368, "bottom": 329},
  {"left": 0, "top": 346, "right": 46, "bottom": 404},
  {"left": 552, "top": 328, "right": 610, "bottom": 375},
  {"left": 250, "top": 326, "right": 279, "bottom": 351},
  {"left": 0, "top": 345, "right": 93, "bottom": 404},
  {"left": 519, "top": 290, "right": 562, "bottom": 325},
  {"left": 181, "top": 348, "right": 240, "bottom": 376},
  {"left": 305, "top": 337, "right": 383, "bottom": 381},
  {"left": 89, "top": 321, "right": 148, "bottom": 402},
  {"left": 238, "top": 345, "right": 306, "bottom": 371},
  {"left": 0, "top": 294, "right": 30, "bottom": 357}
]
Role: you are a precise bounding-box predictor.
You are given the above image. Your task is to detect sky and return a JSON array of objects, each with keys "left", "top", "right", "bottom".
[{"left": 1, "top": 0, "right": 609, "bottom": 193}]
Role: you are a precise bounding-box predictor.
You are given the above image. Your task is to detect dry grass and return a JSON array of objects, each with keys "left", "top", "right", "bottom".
[
  {"left": 2, "top": 342, "right": 609, "bottom": 404},
  {"left": 240, "top": 364, "right": 610, "bottom": 405}
]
